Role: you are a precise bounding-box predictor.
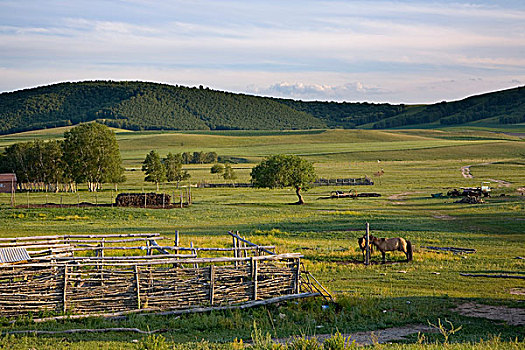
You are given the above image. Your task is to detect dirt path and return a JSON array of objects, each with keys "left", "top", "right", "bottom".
[
  {"left": 487, "top": 178, "right": 512, "bottom": 187},
  {"left": 460, "top": 162, "right": 494, "bottom": 179},
  {"left": 275, "top": 324, "right": 437, "bottom": 346},
  {"left": 460, "top": 163, "right": 512, "bottom": 187},
  {"left": 454, "top": 302, "right": 525, "bottom": 326},
  {"left": 461, "top": 165, "right": 474, "bottom": 178}
]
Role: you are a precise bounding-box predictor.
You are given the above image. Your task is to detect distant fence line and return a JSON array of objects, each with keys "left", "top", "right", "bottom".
[
  {"left": 197, "top": 177, "right": 374, "bottom": 188},
  {"left": 2, "top": 189, "right": 191, "bottom": 208}
]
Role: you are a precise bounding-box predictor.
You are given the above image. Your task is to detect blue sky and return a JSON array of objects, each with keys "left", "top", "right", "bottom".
[{"left": 0, "top": 0, "right": 524, "bottom": 103}]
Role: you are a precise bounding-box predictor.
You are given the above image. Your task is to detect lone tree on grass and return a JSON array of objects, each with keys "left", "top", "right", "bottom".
[
  {"left": 164, "top": 152, "right": 190, "bottom": 187},
  {"left": 223, "top": 164, "right": 237, "bottom": 181},
  {"left": 142, "top": 150, "right": 166, "bottom": 191},
  {"left": 210, "top": 163, "right": 224, "bottom": 177},
  {"left": 250, "top": 154, "right": 316, "bottom": 204},
  {"left": 63, "top": 123, "right": 125, "bottom": 192}
]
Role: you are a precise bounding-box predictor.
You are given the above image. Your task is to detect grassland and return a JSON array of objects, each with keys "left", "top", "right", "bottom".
[{"left": 0, "top": 128, "right": 523, "bottom": 349}]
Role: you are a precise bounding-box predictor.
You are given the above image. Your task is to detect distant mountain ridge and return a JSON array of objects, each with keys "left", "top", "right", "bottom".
[{"left": 0, "top": 81, "right": 523, "bottom": 134}]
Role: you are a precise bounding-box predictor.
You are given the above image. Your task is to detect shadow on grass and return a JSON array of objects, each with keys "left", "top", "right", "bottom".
[{"left": 2, "top": 296, "right": 523, "bottom": 346}]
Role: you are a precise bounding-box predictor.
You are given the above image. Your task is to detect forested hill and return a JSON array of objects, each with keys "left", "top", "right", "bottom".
[{"left": 0, "top": 81, "right": 524, "bottom": 134}]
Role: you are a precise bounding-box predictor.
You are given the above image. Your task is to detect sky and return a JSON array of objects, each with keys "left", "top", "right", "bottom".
[{"left": 0, "top": 0, "right": 524, "bottom": 104}]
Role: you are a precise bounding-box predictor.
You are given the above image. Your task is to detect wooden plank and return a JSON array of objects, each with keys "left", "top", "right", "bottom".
[
  {"left": 5, "top": 327, "right": 163, "bottom": 335},
  {"left": 4, "top": 253, "right": 304, "bottom": 268},
  {"left": 31, "top": 293, "right": 320, "bottom": 323},
  {"left": 228, "top": 231, "right": 275, "bottom": 255},
  {"left": 423, "top": 246, "right": 476, "bottom": 254},
  {"left": 460, "top": 273, "right": 525, "bottom": 279},
  {"left": 47, "top": 245, "right": 275, "bottom": 253},
  {"left": 35, "top": 253, "right": 196, "bottom": 261}
]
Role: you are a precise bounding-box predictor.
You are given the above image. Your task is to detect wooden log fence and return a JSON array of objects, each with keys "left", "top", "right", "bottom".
[{"left": 0, "top": 233, "right": 328, "bottom": 319}]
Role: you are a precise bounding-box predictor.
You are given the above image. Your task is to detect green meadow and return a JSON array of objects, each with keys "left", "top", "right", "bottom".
[{"left": 0, "top": 127, "right": 523, "bottom": 349}]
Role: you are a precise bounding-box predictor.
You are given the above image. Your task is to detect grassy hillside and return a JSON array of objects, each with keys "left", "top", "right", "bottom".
[{"left": 1, "top": 81, "right": 524, "bottom": 134}]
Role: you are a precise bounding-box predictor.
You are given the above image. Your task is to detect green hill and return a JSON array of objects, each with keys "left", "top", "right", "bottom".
[
  {"left": 368, "top": 86, "right": 525, "bottom": 129},
  {"left": 0, "top": 81, "right": 523, "bottom": 134}
]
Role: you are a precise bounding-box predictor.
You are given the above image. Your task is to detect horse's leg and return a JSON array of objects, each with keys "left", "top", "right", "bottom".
[
  {"left": 399, "top": 243, "right": 409, "bottom": 261},
  {"left": 381, "top": 251, "right": 386, "bottom": 263}
]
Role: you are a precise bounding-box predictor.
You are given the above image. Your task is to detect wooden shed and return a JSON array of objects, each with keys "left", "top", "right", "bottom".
[{"left": 0, "top": 173, "right": 16, "bottom": 193}]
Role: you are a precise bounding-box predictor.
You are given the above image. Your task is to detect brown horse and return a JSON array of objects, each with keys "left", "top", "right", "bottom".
[
  {"left": 358, "top": 236, "right": 373, "bottom": 261},
  {"left": 368, "top": 235, "right": 413, "bottom": 262}
]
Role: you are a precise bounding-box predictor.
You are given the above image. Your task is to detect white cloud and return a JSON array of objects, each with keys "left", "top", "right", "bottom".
[
  {"left": 0, "top": 0, "right": 524, "bottom": 102},
  {"left": 250, "top": 82, "right": 387, "bottom": 101}
]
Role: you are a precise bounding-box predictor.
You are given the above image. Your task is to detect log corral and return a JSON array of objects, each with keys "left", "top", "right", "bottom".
[
  {"left": 0, "top": 233, "right": 327, "bottom": 319},
  {"left": 115, "top": 193, "right": 171, "bottom": 207}
]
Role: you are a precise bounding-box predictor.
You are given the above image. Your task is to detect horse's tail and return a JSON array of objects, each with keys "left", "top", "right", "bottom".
[{"left": 406, "top": 240, "right": 413, "bottom": 261}]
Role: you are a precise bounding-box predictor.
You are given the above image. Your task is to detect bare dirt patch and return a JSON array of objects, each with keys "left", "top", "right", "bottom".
[
  {"left": 510, "top": 288, "right": 525, "bottom": 296},
  {"left": 432, "top": 212, "right": 456, "bottom": 220},
  {"left": 275, "top": 324, "right": 437, "bottom": 346},
  {"left": 388, "top": 191, "right": 424, "bottom": 200},
  {"left": 454, "top": 302, "right": 525, "bottom": 326}
]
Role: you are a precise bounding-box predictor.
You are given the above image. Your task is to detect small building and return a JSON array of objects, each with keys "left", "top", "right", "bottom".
[{"left": 0, "top": 173, "right": 16, "bottom": 193}]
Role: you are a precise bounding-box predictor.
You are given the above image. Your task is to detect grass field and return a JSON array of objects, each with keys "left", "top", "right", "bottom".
[{"left": 0, "top": 127, "right": 523, "bottom": 349}]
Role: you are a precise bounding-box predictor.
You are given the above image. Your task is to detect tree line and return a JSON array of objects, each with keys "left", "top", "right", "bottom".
[
  {"left": 0, "top": 123, "right": 124, "bottom": 192},
  {"left": 141, "top": 150, "right": 238, "bottom": 189},
  {"left": 2, "top": 81, "right": 522, "bottom": 135}
]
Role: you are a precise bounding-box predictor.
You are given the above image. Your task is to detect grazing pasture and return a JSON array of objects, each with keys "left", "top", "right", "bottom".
[{"left": 0, "top": 127, "right": 523, "bottom": 349}]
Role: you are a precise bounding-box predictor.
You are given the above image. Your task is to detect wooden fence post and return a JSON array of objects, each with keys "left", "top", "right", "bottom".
[
  {"left": 173, "top": 231, "right": 180, "bottom": 268},
  {"left": 134, "top": 265, "right": 141, "bottom": 309},
  {"left": 232, "top": 235, "right": 238, "bottom": 267},
  {"left": 294, "top": 259, "right": 300, "bottom": 294},
  {"left": 209, "top": 265, "right": 215, "bottom": 306},
  {"left": 191, "top": 242, "right": 198, "bottom": 268},
  {"left": 251, "top": 257, "right": 258, "bottom": 300},
  {"left": 365, "top": 222, "right": 370, "bottom": 266},
  {"left": 63, "top": 265, "right": 68, "bottom": 313},
  {"left": 174, "top": 231, "right": 180, "bottom": 254}
]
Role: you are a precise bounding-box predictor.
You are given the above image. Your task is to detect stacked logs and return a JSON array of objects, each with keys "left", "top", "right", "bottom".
[{"left": 116, "top": 193, "right": 171, "bottom": 207}]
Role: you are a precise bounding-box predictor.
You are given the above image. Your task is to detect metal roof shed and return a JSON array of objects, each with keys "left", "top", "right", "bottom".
[{"left": 0, "top": 247, "right": 31, "bottom": 264}]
